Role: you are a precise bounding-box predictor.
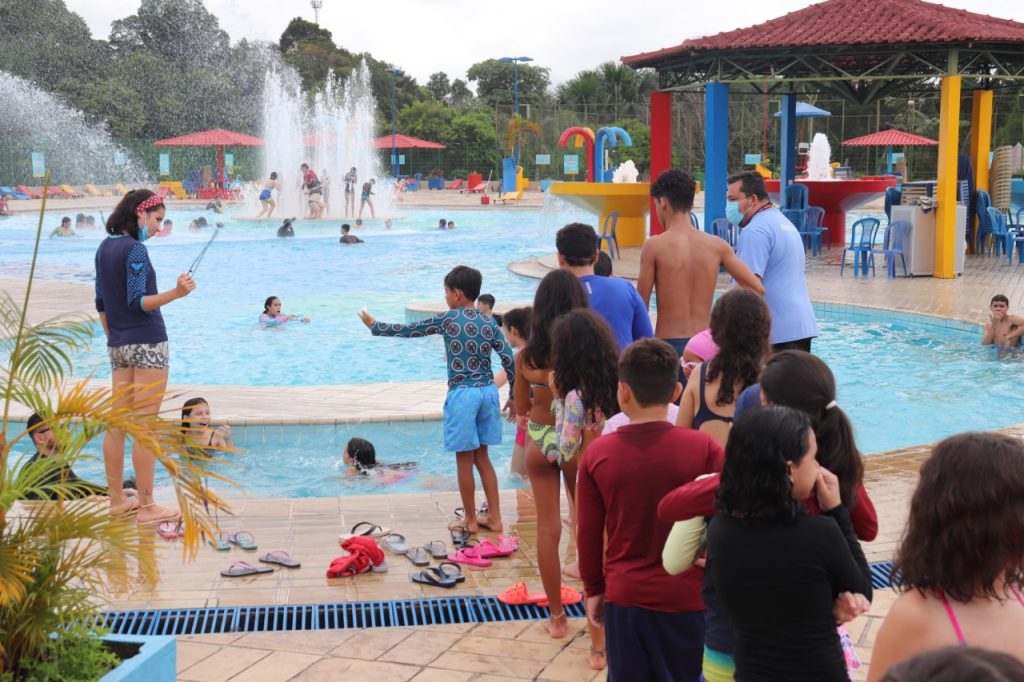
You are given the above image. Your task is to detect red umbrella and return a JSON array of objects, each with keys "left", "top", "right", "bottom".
[
  {"left": 154, "top": 128, "right": 264, "bottom": 187},
  {"left": 373, "top": 134, "right": 446, "bottom": 149}
]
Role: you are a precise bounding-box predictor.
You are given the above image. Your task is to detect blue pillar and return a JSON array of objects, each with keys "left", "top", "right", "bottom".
[
  {"left": 885, "top": 145, "right": 894, "bottom": 174},
  {"left": 704, "top": 82, "right": 729, "bottom": 233},
  {"left": 779, "top": 94, "right": 797, "bottom": 188}
]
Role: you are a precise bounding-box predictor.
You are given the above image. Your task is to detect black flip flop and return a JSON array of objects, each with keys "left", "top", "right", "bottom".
[
  {"left": 436, "top": 561, "right": 466, "bottom": 583},
  {"left": 405, "top": 546, "right": 430, "bottom": 567},
  {"left": 450, "top": 526, "right": 471, "bottom": 548},
  {"left": 424, "top": 540, "right": 448, "bottom": 559},
  {"left": 259, "top": 551, "right": 301, "bottom": 569},
  {"left": 220, "top": 561, "right": 274, "bottom": 577},
  {"left": 411, "top": 567, "right": 457, "bottom": 588}
]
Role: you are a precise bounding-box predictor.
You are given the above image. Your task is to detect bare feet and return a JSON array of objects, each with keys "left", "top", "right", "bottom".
[
  {"left": 586, "top": 647, "right": 607, "bottom": 671},
  {"left": 562, "top": 560, "right": 581, "bottom": 580},
  {"left": 476, "top": 512, "right": 503, "bottom": 533},
  {"left": 136, "top": 503, "right": 180, "bottom": 525},
  {"left": 543, "top": 610, "right": 567, "bottom": 639}
]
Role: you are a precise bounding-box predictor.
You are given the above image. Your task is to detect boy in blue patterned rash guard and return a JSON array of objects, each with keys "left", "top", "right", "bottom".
[{"left": 358, "top": 265, "right": 516, "bottom": 533}]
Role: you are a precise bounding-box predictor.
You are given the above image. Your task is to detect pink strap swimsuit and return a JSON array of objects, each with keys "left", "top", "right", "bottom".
[{"left": 938, "top": 585, "right": 1024, "bottom": 645}]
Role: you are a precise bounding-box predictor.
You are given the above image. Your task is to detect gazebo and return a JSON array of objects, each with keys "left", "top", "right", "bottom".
[
  {"left": 842, "top": 129, "right": 939, "bottom": 176},
  {"left": 622, "top": 0, "right": 1024, "bottom": 278},
  {"left": 154, "top": 128, "right": 264, "bottom": 196}
]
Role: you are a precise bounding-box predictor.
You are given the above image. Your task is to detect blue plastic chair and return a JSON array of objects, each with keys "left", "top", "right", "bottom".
[
  {"left": 841, "top": 218, "right": 881, "bottom": 277},
  {"left": 986, "top": 207, "right": 1024, "bottom": 263},
  {"left": 599, "top": 211, "right": 620, "bottom": 259},
  {"left": 794, "top": 208, "right": 823, "bottom": 256},
  {"left": 872, "top": 220, "right": 910, "bottom": 277},
  {"left": 975, "top": 190, "right": 992, "bottom": 253},
  {"left": 781, "top": 208, "right": 806, "bottom": 235},
  {"left": 711, "top": 218, "right": 735, "bottom": 247},
  {"left": 804, "top": 206, "right": 829, "bottom": 250},
  {"left": 689, "top": 212, "right": 701, "bottom": 230},
  {"left": 783, "top": 183, "right": 808, "bottom": 211}
]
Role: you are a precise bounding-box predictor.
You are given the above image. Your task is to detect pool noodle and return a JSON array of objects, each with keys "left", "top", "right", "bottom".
[{"left": 188, "top": 226, "right": 221, "bottom": 276}]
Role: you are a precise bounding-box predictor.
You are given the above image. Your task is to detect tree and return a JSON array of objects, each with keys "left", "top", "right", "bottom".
[
  {"left": 450, "top": 78, "right": 473, "bottom": 107},
  {"left": 129, "top": 0, "right": 231, "bottom": 68},
  {"left": 466, "top": 59, "right": 550, "bottom": 108},
  {"left": 279, "top": 17, "right": 334, "bottom": 53},
  {"left": 426, "top": 72, "right": 451, "bottom": 103},
  {"left": 397, "top": 100, "right": 454, "bottom": 142},
  {"left": 503, "top": 114, "right": 541, "bottom": 161},
  {"left": 557, "top": 70, "right": 602, "bottom": 118}
]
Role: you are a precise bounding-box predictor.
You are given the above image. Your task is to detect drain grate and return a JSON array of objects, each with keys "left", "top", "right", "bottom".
[{"left": 98, "top": 561, "right": 895, "bottom": 637}]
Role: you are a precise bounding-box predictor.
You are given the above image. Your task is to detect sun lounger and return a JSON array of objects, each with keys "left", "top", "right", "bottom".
[
  {"left": 446, "top": 179, "right": 464, "bottom": 190},
  {"left": 0, "top": 186, "right": 30, "bottom": 199},
  {"left": 115, "top": 183, "right": 130, "bottom": 196},
  {"left": 84, "top": 184, "right": 110, "bottom": 197},
  {"left": 494, "top": 189, "right": 522, "bottom": 205},
  {"left": 16, "top": 185, "right": 41, "bottom": 199},
  {"left": 59, "top": 184, "right": 84, "bottom": 198},
  {"left": 467, "top": 182, "right": 487, "bottom": 194},
  {"left": 46, "top": 186, "right": 71, "bottom": 198}
]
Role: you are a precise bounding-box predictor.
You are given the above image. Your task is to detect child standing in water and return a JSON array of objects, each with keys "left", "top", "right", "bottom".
[
  {"left": 259, "top": 296, "right": 309, "bottom": 326},
  {"left": 359, "top": 265, "right": 515, "bottom": 533}
]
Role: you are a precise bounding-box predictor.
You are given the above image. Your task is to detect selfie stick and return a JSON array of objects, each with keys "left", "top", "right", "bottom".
[{"left": 187, "top": 224, "right": 222, "bottom": 277}]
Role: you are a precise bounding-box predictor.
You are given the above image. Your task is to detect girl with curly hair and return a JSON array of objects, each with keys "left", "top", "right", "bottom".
[
  {"left": 676, "top": 288, "right": 770, "bottom": 445},
  {"left": 514, "top": 270, "right": 588, "bottom": 641},
  {"left": 868, "top": 432, "right": 1024, "bottom": 680},
  {"left": 548, "top": 309, "right": 619, "bottom": 669}
]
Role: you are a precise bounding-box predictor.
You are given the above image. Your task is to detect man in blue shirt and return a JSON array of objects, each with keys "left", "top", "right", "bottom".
[
  {"left": 556, "top": 222, "right": 653, "bottom": 353},
  {"left": 729, "top": 171, "right": 819, "bottom": 351}
]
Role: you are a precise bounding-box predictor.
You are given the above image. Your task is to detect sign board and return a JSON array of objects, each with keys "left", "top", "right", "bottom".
[
  {"left": 223, "top": 153, "right": 234, "bottom": 171},
  {"left": 31, "top": 152, "right": 46, "bottom": 178},
  {"left": 390, "top": 155, "right": 406, "bottom": 165},
  {"left": 744, "top": 153, "right": 762, "bottom": 164},
  {"left": 563, "top": 154, "right": 579, "bottom": 175},
  {"left": 535, "top": 154, "right": 551, "bottom": 165},
  {"left": 159, "top": 153, "right": 171, "bottom": 176}
]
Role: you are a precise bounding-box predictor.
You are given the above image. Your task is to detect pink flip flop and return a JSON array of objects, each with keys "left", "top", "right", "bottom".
[
  {"left": 446, "top": 547, "right": 493, "bottom": 568},
  {"left": 475, "top": 535, "right": 519, "bottom": 558},
  {"left": 156, "top": 520, "right": 183, "bottom": 540}
]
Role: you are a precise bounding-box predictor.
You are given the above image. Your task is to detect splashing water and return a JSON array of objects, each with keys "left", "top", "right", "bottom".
[
  {"left": 806, "top": 132, "right": 833, "bottom": 181},
  {"left": 613, "top": 160, "right": 640, "bottom": 183},
  {"left": 256, "top": 61, "right": 394, "bottom": 218},
  {"left": 0, "top": 71, "right": 148, "bottom": 184}
]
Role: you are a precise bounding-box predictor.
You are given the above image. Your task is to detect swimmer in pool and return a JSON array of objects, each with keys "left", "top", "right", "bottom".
[
  {"left": 181, "top": 397, "right": 233, "bottom": 452},
  {"left": 259, "top": 296, "right": 310, "bottom": 326},
  {"left": 276, "top": 218, "right": 295, "bottom": 238},
  {"left": 342, "top": 438, "right": 417, "bottom": 482},
  {"left": 982, "top": 294, "right": 1024, "bottom": 349}
]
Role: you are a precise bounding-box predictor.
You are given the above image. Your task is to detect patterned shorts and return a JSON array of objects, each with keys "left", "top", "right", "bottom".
[{"left": 108, "top": 342, "right": 169, "bottom": 371}]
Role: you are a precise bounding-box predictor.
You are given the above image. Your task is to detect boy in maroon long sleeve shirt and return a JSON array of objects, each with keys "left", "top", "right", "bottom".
[{"left": 577, "top": 339, "right": 724, "bottom": 681}]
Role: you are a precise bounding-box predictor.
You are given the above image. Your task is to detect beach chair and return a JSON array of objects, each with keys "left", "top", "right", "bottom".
[
  {"left": 59, "top": 184, "right": 84, "bottom": 198},
  {"left": 115, "top": 183, "right": 130, "bottom": 196},
  {"left": 446, "top": 179, "right": 464, "bottom": 190},
  {"left": 16, "top": 185, "right": 42, "bottom": 199},
  {"left": 494, "top": 189, "right": 521, "bottom": 205},
  {"left": 1, "top": 186, "right": 30, "bottom": 199},
  {"left": 468, "top": 182, "right": 487, "bottom": 193},
  {"left": 598, "top": 211, "right": 620, "bottom": 259},
  {"left": 84, "top": 183, "right": 108, "bottom": 197}
]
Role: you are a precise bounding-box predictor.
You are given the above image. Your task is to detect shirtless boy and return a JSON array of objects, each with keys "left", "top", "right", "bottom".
[
  {"left": 637, "top": 169, "right": 763, "bottom": 361},
  {"left": 982, "top": 294, "right": 1024, "bottom": 348}
]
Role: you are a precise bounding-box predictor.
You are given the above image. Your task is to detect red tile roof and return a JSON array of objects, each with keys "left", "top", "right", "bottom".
[
  {"left": 622, "top": 0, "right": 1024, "bottom": 67},
  {"left": 373, "top": 134, "right": 446, "bottom": 150},
  {"left": 154, "top": 128, "right": 264, "bottom": 147},
  {"left": 842, "top": 129, "right": 938, "bottom": 146}
]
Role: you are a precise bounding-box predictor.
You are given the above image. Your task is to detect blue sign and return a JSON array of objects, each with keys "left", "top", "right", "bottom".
[
  {"left": 563, "top": 155, "right": 579, "bottom": 175},
  {"left": 113, "top": 152, "right": 126, "bottom": 166},
  {"left": 390, "top": 155, "right": 406, "bottom": 165},
  {"left": 224, "top": 153, "right": 234, "bottom": 171},
  {"left": 535, "top": 154, "right": 551, "bottom": 165},
  {"left": 744, "top": 153, "right": 762, "bottom": 164},
  {"left": 31, "top": 152, "right": 46, "bottom": 178},
  {"left": 159, "top": 153, "right": 170, "bottom": 176}
]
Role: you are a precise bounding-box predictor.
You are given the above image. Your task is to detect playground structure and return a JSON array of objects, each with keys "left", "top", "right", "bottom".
[{"left": 548, "top": 125, "right": 650, "bottom": 247}]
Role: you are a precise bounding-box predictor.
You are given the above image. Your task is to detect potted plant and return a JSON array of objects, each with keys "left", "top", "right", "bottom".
[{"left": 0, "top": 176, "right": 231, "bottom": 680}]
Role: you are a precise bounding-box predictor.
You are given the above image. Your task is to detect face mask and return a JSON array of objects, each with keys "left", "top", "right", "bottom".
[
  {"left": 138, "top": 226, "right": 149, "bottom": 242},
  {"left": 725, "top": 200, "right": 745, "bottom": 226}
]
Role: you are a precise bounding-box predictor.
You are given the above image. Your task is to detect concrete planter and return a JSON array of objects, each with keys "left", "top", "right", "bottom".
[{"left": 100, "top": 635, "right": 176, "bottom": 682}]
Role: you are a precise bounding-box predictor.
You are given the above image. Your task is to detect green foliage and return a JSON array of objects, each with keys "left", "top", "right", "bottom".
[
  {"left": 426, "top": 72, "right": 450, "bottom": 103},
  {"left": 608, "top": 119, "right": 651, "bottom": 171},
  {"left": 398, "top": 101, "right": 454, "bottom": 142},
  {"left": 466, "top": 59, "right": 551, "bottom": 107},
  {"left": 7, "top": 625, "right": 120, "bottom": 682},
  {"left": 557, "top": 62, "right": 658, "bottom": 117}
]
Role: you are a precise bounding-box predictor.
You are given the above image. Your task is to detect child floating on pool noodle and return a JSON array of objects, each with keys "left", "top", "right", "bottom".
[
  {"left": 259, "top": 296, "right": 310, "bottom": 327},
  {"left": 358, "top": 265, "right": 516, "bottom": 534}
]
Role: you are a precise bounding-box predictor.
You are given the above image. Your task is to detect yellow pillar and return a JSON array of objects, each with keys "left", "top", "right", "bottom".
[
  {"left": 969, "top": 90, "right": 993, "bottom": 254},
  {"left": 934, "top": 76, "right": 961, "bottom": 279}
]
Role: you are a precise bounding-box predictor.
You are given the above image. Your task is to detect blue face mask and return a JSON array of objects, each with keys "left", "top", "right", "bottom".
[
  {"left": 725, "top": 201, "right": 745, "bottom": 226},
  {"left": 138, "top": 226, "right": 149, "bottom": 242}
]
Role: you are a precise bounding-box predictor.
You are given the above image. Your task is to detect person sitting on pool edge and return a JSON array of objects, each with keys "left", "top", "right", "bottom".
[
  {"left": 981, "top": 294, "right": 1024, "bottom": 349},
  {"left": 342, "top": 437, "right": 417, "bottom": 479},
  {"left": 339, "top": 223, "right": 364, "bottom": 244},
  {"left": 20, "top": 412, "right": 136, "bottom": 500},
  {"left": 260, "top": 296, "right": 310, "bottom": 326}
]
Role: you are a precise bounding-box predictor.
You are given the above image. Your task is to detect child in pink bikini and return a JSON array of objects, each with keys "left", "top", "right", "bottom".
[{"left": 495, "top": 306, "right": 532, "bottom": 479}]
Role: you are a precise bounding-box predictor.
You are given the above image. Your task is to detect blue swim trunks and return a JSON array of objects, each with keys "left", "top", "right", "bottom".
[{"left": 443, "top": 384, "right": 502, "bottom": 453}]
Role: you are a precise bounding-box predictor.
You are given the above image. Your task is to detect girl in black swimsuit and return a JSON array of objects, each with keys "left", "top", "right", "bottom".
[{"left": 181, "top": 397, "right": 233, "bottom": 455}]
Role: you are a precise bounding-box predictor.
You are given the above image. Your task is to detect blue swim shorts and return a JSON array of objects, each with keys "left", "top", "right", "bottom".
[{"left": 443, "top": 384, "right": 502, "bottom": 453}]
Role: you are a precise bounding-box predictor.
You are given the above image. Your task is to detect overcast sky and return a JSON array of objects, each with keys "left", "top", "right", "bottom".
[{"left": 65, "top": 0, "right": 1024, "bottom": 86}]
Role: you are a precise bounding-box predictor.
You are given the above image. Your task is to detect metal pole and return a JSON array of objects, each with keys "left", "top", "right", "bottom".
[
  {"left": 513, "top": 61, "right": 520, "bottom": 163},
  {"left": 391, "top": 73, "right": 398, "bottom": 177}
]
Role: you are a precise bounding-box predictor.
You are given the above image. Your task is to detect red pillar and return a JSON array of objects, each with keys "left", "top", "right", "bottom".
[{"left": 649, "top": 91, "right": 672, "bottom": 235}]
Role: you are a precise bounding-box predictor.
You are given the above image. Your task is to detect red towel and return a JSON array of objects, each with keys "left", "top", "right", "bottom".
[{"left": 326, "top": 536, "right": 385, "bottom": 578}]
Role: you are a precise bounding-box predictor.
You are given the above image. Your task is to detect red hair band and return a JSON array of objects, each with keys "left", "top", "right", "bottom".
[{"left": 136, "top": 194, "right": 164, "bottom": 212}]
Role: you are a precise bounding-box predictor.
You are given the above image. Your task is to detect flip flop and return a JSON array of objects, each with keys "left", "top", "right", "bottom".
[
  {"left": 228, "top": 531, "right": 257, "bottom": 550},
  {"left": 475, "top": 536, "right": 518, "bottom": 558},
  {"left": 424, "top": 540, "right": 448, "bottom": 559},
  {"left": 537, "top": 585, "right": 584, "bottom": 608},
  {"left": 208, "top": 533, "right": 231, "bottom": 551},
  {"left": 135, "top": 504, "right": 180, "bottom": 525},
  {"left": 436, "top": 561, "right": 466, "bottom": 584},
  {"left": 446, "top": 547, "right": 492, "bottom": 568},
  {"left": 259, "top": 551, "right": 300, "bottom": 569},
  {"left": 338, "top": 521, "right": 392, "bottom": 542},
  {"left": 450, "top": 526, "right": 471, "bottom": 548},
  {"left": 371, "top": 559, "right": 389, "bottom": 574},
  {"left": 405, "top": 546, "right": 430, "bottom": 567},
  {"left": 411, "top": 567, "right": 457, "bottom": 588},
  {"left": 220, "top": 561, "right": 274, "bottom": 577},
  {"left": 155, "top": 520, "right": 183, "bottom": 540},
  {"left": 383, "top": 533, "right": 409, "bottom": 554},
  {"left": 109, "top": 499, "right": 139, "bottom": 517},
  {"left": 497, "top": 581, "right": 546, "bottom": 605}
]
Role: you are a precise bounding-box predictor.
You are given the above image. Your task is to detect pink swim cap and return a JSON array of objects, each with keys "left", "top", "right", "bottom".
[{"left": 684, "top": 329, "right": 719, "bottom": 362}]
